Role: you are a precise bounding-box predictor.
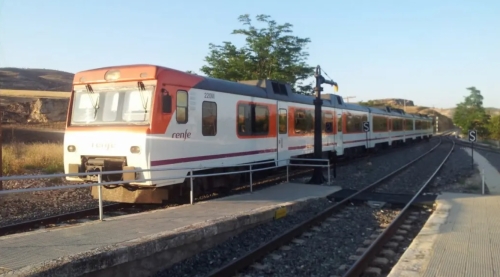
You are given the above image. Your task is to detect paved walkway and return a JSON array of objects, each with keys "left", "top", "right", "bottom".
[
  {"left": 462, "top": 147, "right": 500, "bottom": 194},
  {"left": 0, "top": 182, "right": 340, "bottom": 276},
  {"left": 388, "top": 149, "right": 500, "bottom": 277}
]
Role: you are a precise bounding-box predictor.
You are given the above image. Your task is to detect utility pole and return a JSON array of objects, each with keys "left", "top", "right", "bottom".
[
  {"left": 0, "top": 112, "right": 3, "bottom": 191},
  {"left": 344, "top": 96, "right": 356, "bottom": 103},
  {"left": 308, "top": 65, "right": 338, "bottom": 184}
]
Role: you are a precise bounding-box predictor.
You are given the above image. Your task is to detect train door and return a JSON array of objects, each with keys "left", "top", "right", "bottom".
[{"left": 277, "top": 102, "right": 289, "bottom": 167}]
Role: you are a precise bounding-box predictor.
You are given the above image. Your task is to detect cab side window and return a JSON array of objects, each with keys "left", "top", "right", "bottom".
[{"left": 176, "top": 90, "right": 188, "bottom": 124}]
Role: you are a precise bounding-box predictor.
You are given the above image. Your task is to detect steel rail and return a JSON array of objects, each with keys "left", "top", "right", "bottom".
[{"left": 207, "top": 137, "right": 444, "bottom": 277}]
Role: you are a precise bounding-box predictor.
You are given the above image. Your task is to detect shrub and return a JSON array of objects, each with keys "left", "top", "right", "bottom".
[{"left": 2, "top": 142, "right": 63, "bottom": 176}]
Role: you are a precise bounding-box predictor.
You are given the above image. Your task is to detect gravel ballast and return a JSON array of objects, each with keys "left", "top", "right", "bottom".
[
  {"left": 374, "top": 140, "right": 453, "bottom": 194},
  {"left": 293, "top": 138, "right": 440, "bottom": 191},
  {"left": 427, "top": 141, "right": 492, "bottom": 194},
  {"left": 0, "top": 175, "right": 101, "bottom": 227},
  {"left": 153, "top": 204, "right": 401, "bottom": 277}
]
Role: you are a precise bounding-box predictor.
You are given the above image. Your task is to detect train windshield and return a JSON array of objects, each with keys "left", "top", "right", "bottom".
[{"left": 70, "top": 86, "right": 154, "bottom": 125}]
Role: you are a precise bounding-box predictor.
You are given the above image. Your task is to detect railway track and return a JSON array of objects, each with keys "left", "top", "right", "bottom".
[
  {"left": 341, "top": 138, "right": 454, "bottom": 276},
  {"left": 0, "top": 136, "right": 443, "bottom": 238},
  {"left": 206, "top": 136, "right": 454, "bottom": 277}
]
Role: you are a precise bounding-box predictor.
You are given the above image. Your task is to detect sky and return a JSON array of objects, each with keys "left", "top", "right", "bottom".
[{"left": 0, "top": 0, "right": 498, "bottom": 109}]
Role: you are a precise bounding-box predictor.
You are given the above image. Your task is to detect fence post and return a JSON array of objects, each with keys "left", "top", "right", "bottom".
[
  {"left": 97, "top": 173, "right": 103, "bottom": 221},
  {"left": 190, "top": 170, "right": 194, "bottom": 205},
  {"left": 482, "top": 168, "right": 485, "bottom": 195},
  {"left": 327, "top": 160, "right": 330, "bottom": 185},
  {"left": 249, "top": 164, "right": 253, "bottom": 193}
]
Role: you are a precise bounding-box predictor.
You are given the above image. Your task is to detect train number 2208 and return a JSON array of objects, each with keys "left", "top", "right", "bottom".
[{"left": 204, "top": 92, "right": 215, "bottom": 99}]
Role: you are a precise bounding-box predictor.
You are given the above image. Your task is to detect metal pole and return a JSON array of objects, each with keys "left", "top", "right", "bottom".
[
  {"left": 250, "top": 165, "right": 253, "bottom": 193},
  {"left": 365, "top": 131, "right": 368, "bottom": 150},
  {"left": 471, "top": 141, "right": 474, "bottom": 169},
  {"left": 327, "top": 161, "right": 330, "bottom": 185},
  {"left": 482, "top": 169, "right": 485, "bottom": 195},
  {"left": 190, "top": 170, "right": 194, "bottom": 205},
  {"left": 310, "top": 72, "right": 325, "bottom": 184},
  {"left": 97, "top": 173, "right": 103, "bottom": 221}
]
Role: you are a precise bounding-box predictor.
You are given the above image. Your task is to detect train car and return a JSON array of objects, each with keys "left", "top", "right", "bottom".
[{"left": 63, "top": 64, "right": 434, "bottom": 204}]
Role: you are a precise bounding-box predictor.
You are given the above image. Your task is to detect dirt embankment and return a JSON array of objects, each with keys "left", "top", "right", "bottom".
[{"left": 2, "top": 98, "right": 69, "bottom": 124}]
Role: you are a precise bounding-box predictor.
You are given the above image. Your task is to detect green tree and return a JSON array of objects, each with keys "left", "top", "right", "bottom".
[
  {"left": 200, "top": 14, "right": 315, "bottom": 94},
  {"left": 453, "top": 86, "right": 489, "bottom": 137},
  {"left": 487, "top": 115, "right": 500, "bottom": 140}
]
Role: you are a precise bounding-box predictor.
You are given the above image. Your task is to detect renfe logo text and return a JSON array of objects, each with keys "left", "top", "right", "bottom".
[{"left": 172, "top": 130, "right": 191, "bottom": 140}]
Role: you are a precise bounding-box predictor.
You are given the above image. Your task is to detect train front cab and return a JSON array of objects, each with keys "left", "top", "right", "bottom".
[{"left": 63, "top": 65, "right": 189, "bottom": 204}]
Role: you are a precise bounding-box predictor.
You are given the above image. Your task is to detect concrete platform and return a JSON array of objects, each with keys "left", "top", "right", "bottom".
[
  {"left": 0, "top": 182, "right": 341, "bottom": 277},
  {"left": 388, "top": 192, "right": 500, "bottom": 277}
]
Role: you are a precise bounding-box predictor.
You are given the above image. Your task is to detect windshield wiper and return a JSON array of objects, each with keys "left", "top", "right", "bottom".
[
  {"left": 85, "top": 84, "right": 99, "bottom": 119},
  {"left": 137, "top": 81, "right": 149, "bottom": 121}
]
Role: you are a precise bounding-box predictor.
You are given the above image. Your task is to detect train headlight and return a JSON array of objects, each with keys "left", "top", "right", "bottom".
[
  {"left": 130, "top": 146, "right": 140, "bottom": 154},
  {"left": 104, "top": 70, "right": 120, "bottom": 81},
  {"left": 67, "top": 145, "right": 76, "bottom": 152}
]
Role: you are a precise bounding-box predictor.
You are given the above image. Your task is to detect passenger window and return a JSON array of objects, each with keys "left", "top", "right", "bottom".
[
  {"left": 237, "top": 103, "right": 270, "bottom": 136},
  {"left": 202, "top": 101, "right": 217, "bottom": 136},
  {"left": 176, "top": 90, "right": 188, "bottom": 124},
  {"left": 254, "top": 106, "right": 269, "bottom": 134},
  {"left": 279, "top": 109, "right": 287, "bottom": 134},
  {"left": 323, "top": 112, "right": 334, "bottom": 133}
]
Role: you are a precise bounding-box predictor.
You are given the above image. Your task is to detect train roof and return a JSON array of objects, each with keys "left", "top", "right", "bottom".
[{"left": 75, "top": 64, "right": 435, "bottom": 121}]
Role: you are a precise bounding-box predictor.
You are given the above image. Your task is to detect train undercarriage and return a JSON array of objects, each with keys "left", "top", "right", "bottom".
[{"left": 69, "top": 136, "right": 431, "bottom": 204}]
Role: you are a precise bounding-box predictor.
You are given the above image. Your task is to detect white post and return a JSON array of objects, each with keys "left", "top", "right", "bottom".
[
  {"left": 327, "top": 161, "right": 330, "bottom": 185},
  {"left": 97, "top": 173, "right": 103, "bottom": 221},
  {"left": 250, "top": 164, "right": 253, "bottom": 193},
  {"left": 190, "top": 170, "right": 194, "bottom": 205},
  {"left": 482, "top": 168, "right": 485, "bottom": 195}
]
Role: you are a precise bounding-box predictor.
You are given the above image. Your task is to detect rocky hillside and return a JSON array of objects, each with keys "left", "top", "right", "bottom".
[
  {"left": 2, "top": 98, "right": 69, "bottom": 123},
  {"left": 370, "top": 98, "right": 415, "bottom": 107},
  {"left": 0, "top": 68, "right": 73, "bottom": 123},
  {"left": 0, "top": 68, "right": 74, "bottom": 91},
  {"left": 357, "top": 98, "right": 455, "bottom": 131}
]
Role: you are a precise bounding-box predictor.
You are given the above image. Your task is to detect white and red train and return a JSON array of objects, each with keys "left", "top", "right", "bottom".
[{"left": 63, "top": 64, "right": 434, "bottom": 203}]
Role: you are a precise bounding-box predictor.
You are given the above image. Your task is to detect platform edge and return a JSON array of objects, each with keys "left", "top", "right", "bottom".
[
  {"left": 386, "top": 197, "right": 452, "bottom": 277},
  {"left": 0, "top": 195, "right": 333, "bottom": 277}
]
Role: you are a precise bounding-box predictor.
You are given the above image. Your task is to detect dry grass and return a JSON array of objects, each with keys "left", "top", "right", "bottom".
[
  {"left": 2, "top": 142, "right": 64, "bottom": 176},
  {"left": 0, "top": 89, "right": 70, "bottom": 99}
]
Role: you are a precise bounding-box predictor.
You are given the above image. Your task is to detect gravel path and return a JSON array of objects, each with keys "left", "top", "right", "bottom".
[
  {"left": 152, "top": 203, "right": 401, "bottom": 277},
  {"left": 374, "top": 139, "right": 453, "bottom": 194},
  {"left": 474, "top": 148, "right": 500, "bottom": 171}
]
